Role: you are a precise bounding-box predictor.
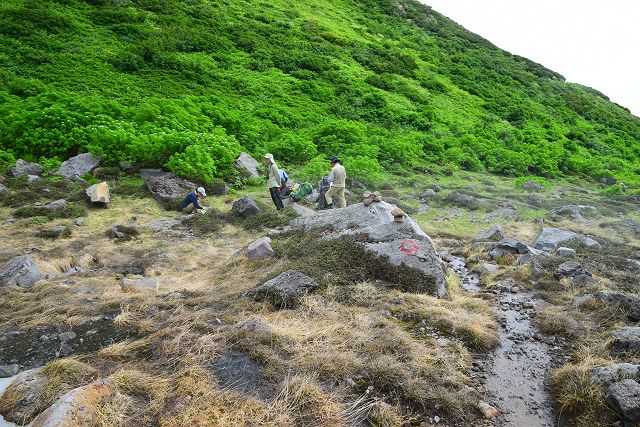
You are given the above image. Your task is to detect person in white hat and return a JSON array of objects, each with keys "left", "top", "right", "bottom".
[
  {"left": 264, "top": 153, "right": 284, "bottom": 210},
  {"left": 181, "top": 186, "right": 207, "bottom": 213}
]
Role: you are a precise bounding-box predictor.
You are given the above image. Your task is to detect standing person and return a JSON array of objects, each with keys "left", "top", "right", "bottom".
[
  {"left": 324, "top": 156, "right": 347, "bottom": 208},
  {"left": 264, "top": 153, "right": 284, "bottom": 210},
  {"left": 182, "top": 187, "right": 207, "bottom": 213}
]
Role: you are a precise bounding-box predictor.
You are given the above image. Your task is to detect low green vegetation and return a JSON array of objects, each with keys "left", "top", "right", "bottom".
[{"left": 1, "top": 0, "right": 639, "bottom": 187}]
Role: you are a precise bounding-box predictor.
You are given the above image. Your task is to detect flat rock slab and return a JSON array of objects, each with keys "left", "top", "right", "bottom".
[
  {"left": 473, "top": 225, "right": 504, "bottom": 242},
  {"left": 209, "top": 352, "right": 275, "bottom": 400},
  {"left": 0, "top": 256, "right": 44, "bottom": 288},
  {"left": 250, "top": 270, "right": 318, "bottom": 309},
  {"left": 39, "top": 226, "right": 71, "bottom": 239},
  {"left": 532, "top": 227, "right": 600, "bottom": 252},
  {"left": 120, "top": 276, "right": 159, "bottom": 292},
  {"left": 289, "top": 201, "right": 447, "bottom": 298},
  {"left": 30, "top": 379, "right": 114, "bottom": 427},
  {"left": 43, "top": 199, "right": 67, "bottom": 211},
  {"left": 56, "top": 153, "right": 100, "bottom": 180}
]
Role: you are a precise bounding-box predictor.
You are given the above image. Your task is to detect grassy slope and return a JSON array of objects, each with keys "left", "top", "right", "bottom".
[{"left": 0, "top": 0, "right": 639, "bottom": 185}]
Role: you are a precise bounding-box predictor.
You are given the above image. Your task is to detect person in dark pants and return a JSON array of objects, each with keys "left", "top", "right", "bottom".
[
  {"left": 182, "top": 187, "right": 207, "bottom": 213},
  {"left": 264, "top": 153, "right": 284, "bottom": 210}
]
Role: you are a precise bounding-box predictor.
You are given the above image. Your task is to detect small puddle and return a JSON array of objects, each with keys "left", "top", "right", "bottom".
[{"left": 446, "top": 255, "right": 555, "bottom": 426}]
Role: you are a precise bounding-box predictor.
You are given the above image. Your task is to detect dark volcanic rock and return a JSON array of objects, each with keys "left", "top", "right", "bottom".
[
  {"left": 611, "top": 327, "right": 640, "bottom": 355},
  {"left": 232, "top": 196, "right": 262, "bottom": 218},
  {"left": 145, "top": 173, "right": 195, "bottom": 208},
  {"left": 598, "top": 290, "right": 640, "bottom": 321},
  {"left": 605, "top": 379, "right": 640, "bottom": 422},
  {"left": 38, "top": 225, "right": 71, "bottom": 239}
]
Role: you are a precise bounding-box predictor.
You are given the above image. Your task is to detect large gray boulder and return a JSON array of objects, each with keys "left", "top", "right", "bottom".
[
  {"left": 85, "top": 182, "right": 110, "bottom": 207},
  {"left": 247, "top": 237, "right": 275, "bottom": 260},
  {"left": 605, "top": 379, "right": 640, "bottom": 422},
  {"left": 233, "top": 152, "right": 260, "bottom": 178},
  {"left": 0, "top": 256, "right": 44, "bottom": 288},
  {"left": 532, "top": 227, "right": 600, "bottom": 252},
  {"left": 9, "top": 159, "right": 43, "bottom": 177},
  {"left": 232, "top": 196, "right": 262, "bottom": 217},
  {"left": 56, "top": 153, "right": 100, "bottom": 180},
  {"left": 250, "top": 270, "right": 319, "bottom": 308},
  {"left": 145, "top": 173, "right": 195, "bottom": 207},
  {"left": 592, "top": 363, "right": 640, "bottom": 387},
  {"left": 611, "top": 327, "right": 640, "bottom": 355},
  {"left": 598, "top": 291, "right": 640, "bottom": 321},
  {"left": 289, "top": 201, "right": 447, "bottom": 298}
]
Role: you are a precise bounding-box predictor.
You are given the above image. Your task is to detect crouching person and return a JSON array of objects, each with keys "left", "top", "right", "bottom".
[{"left": 182, "top": 187, "right": 207, "bottom": 213}]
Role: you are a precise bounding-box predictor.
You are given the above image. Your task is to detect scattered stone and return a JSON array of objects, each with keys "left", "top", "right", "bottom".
[
  {"left": 0, "top": 368, "right": 47, "bottom": 423},
  {"left": 0, "top": 256, "right": 44, "bottom": 288},
  {"left": 39, "top": 225, "right": 71, "bottom": 239},
  {"left": 30, "top": 379, "right": 115, "bottom": 427},
  {"left": 446, "top": 193, "right": 476, "bottom": 206},
  {"left": 120, "top": 275, "right": 160, "bottom": 292},
  {"left": 290, "top": 202, "right": 315, "bottom": 217},
  {"left": 249, "top": 270, "right": 319, "bottom": 309},
  {"left": 56, "top": 153, "right": 100, "bottom": 180},
  {"left": 85, "top": 182, "right": 110, "bottom": 207},
  {"left": 473, "top": 225, "right": 504, "bottom": 242},
  {"left": 522, "top": 180, "right": 544, "bottom": 191},
  {"left": 532, "top": 227, "right": 600, "bottom": 251},
  {"left": 475, "top": 263, "right": 500, "bottom": 274},
  {"left": 142, "top": 219, "right": 181, "bottom": 233},
  {"left": 145, "top": 173, "right": 195, "bottom": 207},
  {"left": 477, "top": 401, "right": 501, "bottom": 419},
  {"left": 0, "top": 182, "right": 7, "bottom": 196},
  {"left": 528, "top": 194, "right": 544, "bottom": 207},
  {"left": 598, "top": 290, "right": 640, "bottom": 321},
  {"left": 108, "top": 224, "right": 139, "bottom": 241},
  {"left": 557, "top": 247, "right": 577, "bottom": 258},
  {"left": 43, "top": 199, "right": 68, "bottom": 211},
  {"left": 611, "top": 327, "right": 640, "bottom": 355},
  {"left": 233, "top": 152, "right": 260, "bottom": 178},
  {"left": 550, "top": 205, "right": 596, "bottom": 218},
  {"left": 627, "top": 259, "right": 640, "bottom": 270},
  {"left": 26, "top": 175, "right": 39, "bottom": 182},
  {"left": 247, "top": 237, "right": 275, "bottom": 260},
  {"left": 572, "top": 294, "right": 596, "bottom": 308},
  {"left": 234, "top": 317, "right": 273, "bottom": 341},
  {"left": 304, "top": 189, "right": 319, "bottom": 205},
  {"left": 605, "top": 379, "right": 640, "bottom": 422},
  {"left": 592, "top": 363, "right": 640, "bottom": 387},
  {"left": 9, "top": 159, "right": 44, "bottom": 177},
  {"left": 420, "top": 189, "right": 437, "bottom": 199},
  {"left": 0, "top": 363, "right": 20, "bottom": 378},
  {"left": 345, "top": 378, "right": 357, "bottom": 388},
  {"left": 118, "top": 161, "right": 135, "bottom": 173},
  {"left": 232, "top": 196, "right": 262, "bottom": 218},
  {"left": 554, "top": 261, "right": 586, "bottom": 278},
  {"left": 58, "top": 331, "right": 77, "bottom": 342},
  {"left": 139, "top": 168, "right": 164, "bottom": 180},
  {"left": 74, "top": 217, "right": 86, "bottom": 227}
]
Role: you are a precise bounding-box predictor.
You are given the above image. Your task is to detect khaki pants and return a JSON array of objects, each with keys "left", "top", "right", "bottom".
[
  {"left": 182, "top": 203, "right": 196, "bottom": 213},
  {"left": 324, "top": 186, "right": 346, "bottom": 208}
]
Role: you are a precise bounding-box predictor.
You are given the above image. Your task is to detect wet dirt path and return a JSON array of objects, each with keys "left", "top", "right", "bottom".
[{"left": 447, "top": 256, "right": 556, "bottom": 427}]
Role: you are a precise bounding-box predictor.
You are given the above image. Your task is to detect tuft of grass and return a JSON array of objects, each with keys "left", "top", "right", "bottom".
[
  {"left": 550, "top": 354, "right": 616, "bottom": 426},
  {"left": 226, "top": 202, "right": 299, "bottom": 231},
  {"left": 534, "top": 306, "right": 582, "bottom": 337},
  {"left": 111, "top": 176, "right": 149, "bottom": 199},
  {"left": 182, "top": 209, "right": 225, "bottom": 235}
]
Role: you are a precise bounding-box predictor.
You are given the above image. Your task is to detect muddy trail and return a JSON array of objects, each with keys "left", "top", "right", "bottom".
[{"left": 447, "top": 255, "right": 558, "bottom": 427}]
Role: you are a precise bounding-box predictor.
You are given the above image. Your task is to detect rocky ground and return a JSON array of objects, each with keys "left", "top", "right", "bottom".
[{"left": 0, "top": 155, "right": 639, "bottom": 426}]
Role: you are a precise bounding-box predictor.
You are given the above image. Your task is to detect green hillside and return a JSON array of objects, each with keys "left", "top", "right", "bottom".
[{"left": 1, "top": 0, "right": 639, "bottom": 185}]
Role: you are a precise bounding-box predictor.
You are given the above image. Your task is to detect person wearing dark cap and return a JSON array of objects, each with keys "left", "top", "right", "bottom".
[{"left": 324, "top": 156, "right": 347, "bottom": 208}]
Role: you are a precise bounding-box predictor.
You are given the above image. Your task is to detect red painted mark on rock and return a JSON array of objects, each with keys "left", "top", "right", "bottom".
[{"left": 399, "top": 239, "right": 419, "bottom": 255}]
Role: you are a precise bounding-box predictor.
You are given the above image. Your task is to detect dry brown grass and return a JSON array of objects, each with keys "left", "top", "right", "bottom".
[{"left": 534, "top": 305, "right": 584, "bottom": 337}]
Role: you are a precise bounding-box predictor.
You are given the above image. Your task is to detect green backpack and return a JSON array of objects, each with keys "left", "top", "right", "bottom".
[{"left": 291, "top": 182, "right": 314, "bottom": 202}]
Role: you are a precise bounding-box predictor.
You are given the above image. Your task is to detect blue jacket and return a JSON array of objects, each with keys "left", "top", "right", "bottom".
[{"left": 182, "top": 192, "right": 203, "bottom": 210}]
